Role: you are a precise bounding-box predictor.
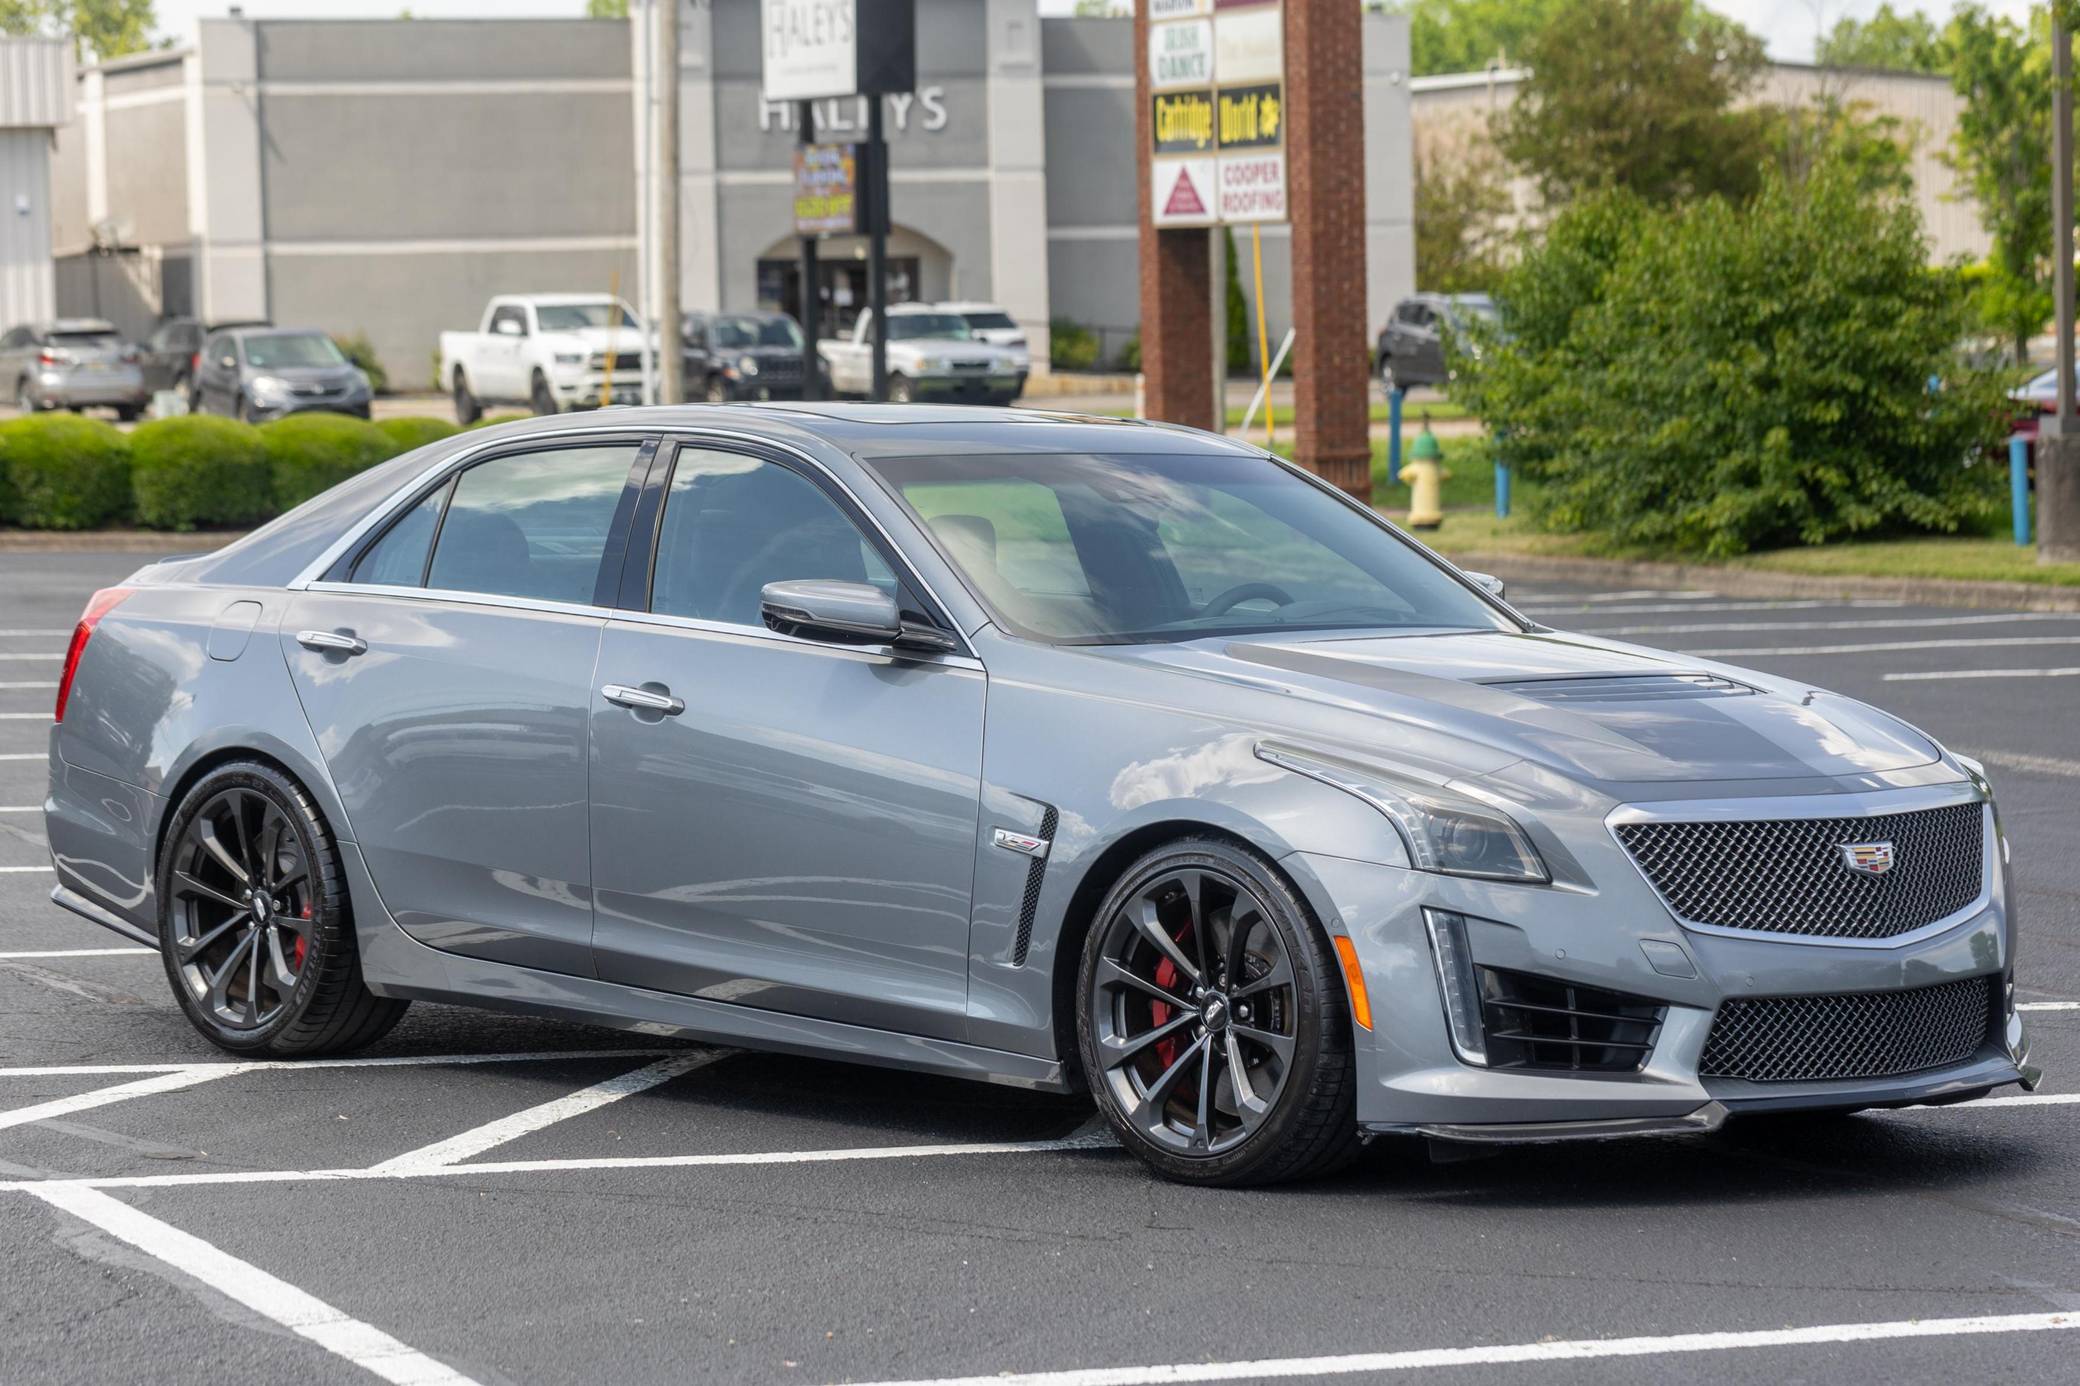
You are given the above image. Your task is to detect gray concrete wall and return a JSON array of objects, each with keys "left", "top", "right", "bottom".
[
  {"left": 104, "top": 101, "right": 187, "bottom": 248},
  {"left": 0, "top": 132, "right": 56, "bottom": 328}
]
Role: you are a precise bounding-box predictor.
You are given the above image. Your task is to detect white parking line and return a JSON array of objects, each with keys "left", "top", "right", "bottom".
[
  {"left": 0, "top": 947, "right": 151, "bottom": 959},
  {"left": 836, "top": 1311, "right": 2080, "bottom": 1386},
  {"left": 1521, "top": 599, "right": 1901, "bottom": 617},
  {"left": 0, "top": 713, "right": 51, "bottom": 720},
  {"left": 370, "top": 1051, "right": 726, "bottom": 1173},
  {"left": 0, "top": 806, "right": 40, "bottom": 812},
  {"left": 1692, "top": 635, "right": 2080, "bottom": 657},
  {"left": 0, "top": 865, "right": 53, "bottom": 872},
  {"left": 1888, "top": 668, "right": 2080, "bottom": 682},
  {"left": 0, "top": 1048, "right": 686, "bottom": 1079},
  {"left": 0, "top": 1067, "right": 249, "bottom": 1133},
  {"left": 0, "top": 682, "right": 56, "bottom": 690},
  {"left": 0, "top": 754, "right": 46, "bottom": 761},
  {"left": 0, "top": 654, "right": 60, "bottom": 661},
  {"left": 0, "top": 629, "right": 70, "bottom": 637},
  {"left": 1583, "top": 613, "right": 2077, "bottom": 637},
  {"left": 26, "top": 1183, "right": 481, "bottom": 1386},
  {"left": 1963, "top": 749, "right": 2080, "bottom": 780},
  {"left": 2021, "top": 1002, "right": 2080, "bottom": 1012}
]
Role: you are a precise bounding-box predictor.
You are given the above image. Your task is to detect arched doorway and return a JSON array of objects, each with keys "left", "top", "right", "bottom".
[{"left": 754, "top": 225, "right": 955, "bottom": 338}]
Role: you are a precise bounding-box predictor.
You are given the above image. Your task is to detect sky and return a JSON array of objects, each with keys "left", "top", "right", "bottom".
[{"left": 139, "top": 0, "right": 2042, "bottom": 64}]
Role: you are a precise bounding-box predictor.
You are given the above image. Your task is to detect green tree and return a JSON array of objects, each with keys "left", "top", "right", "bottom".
[
  {"left": 585, "top": 0, "right": 628, "bottom": 17},
  {"left": 1387, "top": 0, "right": 1570, "bottom": 78},
  {"left": 1944, "top": 4, "right": 2054, "bottom": 362},
  {"left": 1493, "top": 0, "right": 1772, "bottom": 208},
  {"left": 0, "top": 0, "right": 155, "bottom": 61},
  {"left": 1765, "top": 94, "right": 1917, "bottom": 202},
  {"left": 1414, "top": 137, "right": 1512, "bottom": 291},
  {"left": 1453, "top": 163, "right": 2005, "bottom": 557},
  {"left": 1816, "top": 3, "right": 1948, "bottom": 73},
  {"left": 1222, "top": 227, "right": 1252, "bottom": 373}
]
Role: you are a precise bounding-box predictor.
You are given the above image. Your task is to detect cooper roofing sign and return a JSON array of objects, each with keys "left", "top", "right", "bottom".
[{"left": 1147, "top": 0, "right": 1285, "bottom": 226}]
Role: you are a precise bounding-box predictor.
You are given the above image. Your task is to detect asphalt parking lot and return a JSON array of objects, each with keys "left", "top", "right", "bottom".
[{"left": 1, "top": 551, "right": 2075, "bottom": 1386}]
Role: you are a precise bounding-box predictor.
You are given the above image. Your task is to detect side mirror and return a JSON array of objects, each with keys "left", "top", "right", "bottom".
[
  {"left": 1465, "top": 571, "right": 1506, "bottom": 601},
  {"left": 495, "top": 318, "right": 523, "bottom": 337},
  {"left": 761, "top": 579, "right": 903, "bottom": 646},
  {"left": 218, "top": 355, "right": 236, "bottom": 370}
]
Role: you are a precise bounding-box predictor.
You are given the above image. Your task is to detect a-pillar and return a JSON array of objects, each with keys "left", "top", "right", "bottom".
[{"left": 1285, "top": 0, "right": 1372, "bottom": 501}]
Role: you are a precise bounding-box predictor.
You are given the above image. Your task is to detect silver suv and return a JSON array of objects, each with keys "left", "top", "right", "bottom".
[{"left": 1, "top": 319, "right": 149, "bottom": 419}]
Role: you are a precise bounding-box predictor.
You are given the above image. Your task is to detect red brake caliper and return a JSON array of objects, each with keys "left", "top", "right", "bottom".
[
  {"left": 1148, "top": 916, "right": 1193, "bottom": 1069},
  {"left": 292, "top": 901, "right": 310, "bottom": 970}
]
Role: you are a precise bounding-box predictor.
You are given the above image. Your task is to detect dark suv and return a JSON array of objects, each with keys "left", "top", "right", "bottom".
[
  {"left": 683, "top": 311, "right": 810, "bottom": 402},
  {"left": 1375, "top": 292, "right": 1499, "bottom": 392}
]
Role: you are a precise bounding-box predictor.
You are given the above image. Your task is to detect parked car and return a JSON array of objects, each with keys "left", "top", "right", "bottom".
[
  {"left": 1, "top": 318, "right": 149, "bottom": 419},
  {"left": 193, "top": 327, "right": 373, "bottom": 423},
  {"left": 139, "top": 316, "right": 271, "bottom": 403},
  {"left": 819, "top": 305, "right": 1026, "bottom": 403},
  {"left": 43, "top": 404, "right": 2037, "bottom": 1187},
  {"left": 440, "top": 294, "right": 648, "bottom": 422},
  {"left": 1376, "top": 292, "right": 1500, "bottom": 391},
  {"left": 938, "top": 300, "right": 1032, "bottom": 375},
  {"left": 683, "top": 310, "right": 809, "bottom": 402}
]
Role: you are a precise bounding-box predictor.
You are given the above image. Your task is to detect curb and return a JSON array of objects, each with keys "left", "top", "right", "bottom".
[
  {"left": 0, "top": 531, "right": 246, "bottom": 554},
  {"left": 1445, "top": 550, "right": 2080, "bottom": 613}
]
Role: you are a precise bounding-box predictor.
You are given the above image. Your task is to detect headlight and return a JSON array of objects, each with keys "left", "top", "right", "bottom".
[
  {"left": 247, "top": 375, "right": 289, "bottom": 399},
  {"left": 915, "top": 355, "right": 942, "bottom": 371},
  {"left": 738, "top": 356, "right": 760, "bottom": 377},
  {"left": 1257, "top": 744, "right": 1549, "bottom": 882},
  {"left": 553, "top": 352, "right": 585, "bottom": 366}
]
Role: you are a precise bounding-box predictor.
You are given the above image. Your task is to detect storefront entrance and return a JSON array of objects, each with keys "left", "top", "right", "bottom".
[{"left": 757, "top": 257, "right": 922, "bottom": 338}]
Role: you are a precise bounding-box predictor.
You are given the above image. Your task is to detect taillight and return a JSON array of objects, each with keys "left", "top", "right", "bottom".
[
  {"left": 38, "top": 347, "right": 67, "bottom": 367},
  {"left": 189, "top": 351, "right": 201, "bottom": 374},
  {"left": 54, "top": 587, "right": 134, "bottom": 725}
]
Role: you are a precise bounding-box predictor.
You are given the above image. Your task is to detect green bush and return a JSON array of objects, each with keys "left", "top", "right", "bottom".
[
  {"left": 376, "top": 416, "right": 460, "bottom": 453},
  {"left": 260, "top": 413, "right": 394, "bottom": 511},
  {"left": 129, "top": 416, "right": 274, "bottom": 531},
  {"left": 0, "top": 413, "right": 131, "bottom": 529},
  {"left": 1118, "top": 330, "right": 1141, "bottom": 373},
  {"left": 1049, "top": 318, "right": 1100, "bottom": 372},
  {"left": 332, "top": 332, "right": 389, "bottom": 395},
  {"left": 1453, "top": 165, "right": 2007, "bottom": 557}
]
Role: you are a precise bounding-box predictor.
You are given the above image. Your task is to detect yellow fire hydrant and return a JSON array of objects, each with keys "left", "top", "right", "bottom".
[{"left": 1404, "top": 425, "right": 1449, "bottom": 530}]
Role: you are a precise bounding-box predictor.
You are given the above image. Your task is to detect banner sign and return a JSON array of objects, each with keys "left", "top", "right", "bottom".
[
  {"left": 1147, "top": 0, "right": 1285, "bottom": 225},
  {"left": 1149, "top": 17, "right": 1213, "bottom": 90},
  {"left": 760, "top": 0, "right": 916, "bottom": 102},
  {"left": 793, "top": 143, "right": 861, "bottom": 235},
  {"left": 1151, "top": 89, "right": 1216, "bottom": 155}
]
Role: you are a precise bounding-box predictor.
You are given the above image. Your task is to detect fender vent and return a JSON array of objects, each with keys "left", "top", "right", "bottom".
[{"left": 1010, "top": 805, "right": 1058, "bottom": 967}]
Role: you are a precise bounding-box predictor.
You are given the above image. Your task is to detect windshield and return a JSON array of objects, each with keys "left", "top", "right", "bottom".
[
  {"left": 886, "top": 313, "right": 972, "bottom": 341},
  {"left": 536, "top": 302, "right": 637, "bottom": 331},
  {"left": 49, "top": 331, "right": 125, "bottom": 349},
  {"left": 959, "top": 311, "right": 1018, "bottom": 331},
  {"left": 243, "top": 333, "right": 345, "bottom": 369},
  {"left": 712, "top": 315, "right": 803, "bottom": 350},
  {"left": 868, "top": 451, "right": 1511, "bottom": 644}
]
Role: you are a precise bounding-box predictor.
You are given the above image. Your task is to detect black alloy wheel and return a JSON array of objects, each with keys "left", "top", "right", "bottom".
[
  {"left": 1078, "top": 839, "right": 1361, "bottom": 1186},
  {"left": 453, "top": 369, "right": 481, "bottom": 425},
  {"left": 159, "top": 763, "right": 407, "bottom": 1055}
]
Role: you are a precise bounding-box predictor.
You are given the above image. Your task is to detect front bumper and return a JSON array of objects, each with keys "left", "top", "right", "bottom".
[
  {"left": 913, "top": 372, "right": 1026, "bottom": 402},
  {"left": 246, "top": 398, "right": 371, "bottom": 422},
  {"left": 552, "top": 370, "right": 645, "bottom": 408},
  {"left": 1284, "top": 786, "right": 2037, "bottom": 1143}
]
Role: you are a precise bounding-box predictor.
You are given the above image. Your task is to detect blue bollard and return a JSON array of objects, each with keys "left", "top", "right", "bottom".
[
  {"left": 2011, "top": 434, "right": 2031, "bottom": 546},
  {"left": 1495, "top": 458, "right": 1511, "bottom": 519},
  {"left": 1387, "top": 387, "right": 1404, "bottom": 486}
]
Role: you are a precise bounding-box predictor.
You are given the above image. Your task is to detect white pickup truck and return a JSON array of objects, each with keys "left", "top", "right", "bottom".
[
  {"left": 818, "top": 305, "right": 1027, "bottom": 405},
  {"left": 440, "top": 294, "right": 649, "bottom": 421}
]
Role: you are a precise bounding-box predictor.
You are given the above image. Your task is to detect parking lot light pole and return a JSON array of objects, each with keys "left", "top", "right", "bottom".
[
  {"left": 867, "top": 95, "right": 889, "bottom": 403},
  {"left": 2045, "top": 13, "right": 2080, "bottom": 563},
  {"left": 656, "top": 0, "right": 683, "bottom": 405},
  {"left": 797, "top": 100, "right": 822, "bottom": 402}
]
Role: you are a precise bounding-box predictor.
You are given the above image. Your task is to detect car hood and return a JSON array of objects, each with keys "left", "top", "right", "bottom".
[
  {"left": 1123, "top": 628, "right": 1939, "bottom": 786},
  {"left": 256, "top": 365, "right": 362, "bottom": 386},
  {"left": 546, "top": 326, "right": 646, "bottom": 353}
]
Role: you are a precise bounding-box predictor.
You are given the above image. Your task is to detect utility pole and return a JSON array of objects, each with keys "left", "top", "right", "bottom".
[
  {"left": 656, "top": 0, "right": 684, "bottom": 405},
  {"left": 797, "top": 100, "right": 822, "bottom": 401},
  {"left": 866, "top": 95, "right": 889, "bottom": 402},
  {"left": 2045, "top": 15, "right": 2080, "bottom": 562}
]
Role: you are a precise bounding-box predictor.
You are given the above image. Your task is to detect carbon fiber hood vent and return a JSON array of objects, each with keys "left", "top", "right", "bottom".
[{"left": 1479, "top": 674, "right": 1759, "bottom": 704}]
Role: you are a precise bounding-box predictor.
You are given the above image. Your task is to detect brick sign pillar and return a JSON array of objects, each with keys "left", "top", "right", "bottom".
[
  {"left": 1284, "top": 0, "right": 1371, "bottom": 500},
  {"left": 1135, "top": 5, "right": 1217, "bottom": 433}
]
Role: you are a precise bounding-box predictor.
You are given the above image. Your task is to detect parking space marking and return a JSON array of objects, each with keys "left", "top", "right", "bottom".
[
  {"left": 2021, "top": 1002, "right": 2080, "bottom": 1011},
  {"left": 1583, "top": 613, "right": 2077, "bottom": 637},
  {"left": 0, "top": 713, "right": 52, "bottom": 720},
  {"left": 26, "top": 1183, "right": 481, "bottom": 1386},
  {"left": 0, "top": 864, "right": 53, "bottom": 871},
  {"left": 1889, "top": 668, "right": 2080, "bottom": 682},
  {"left": 0, "top": 654, "right": 61, "bottom": 660},
  {"left": 0, "top": 682, "right": 56, "bottom": 690},
  {"left": 0, "top": 947, "right": 152, "bottom": 958},
  {"left": 1520, "top": 599, "right": 1902, "bottom": 617},
  {"left": 0, "top": 805, "right": 41, "bottom": 812},
  {"left": 370, "top": 1051, "right": 727, "bottom": 1173},
  {"left": 0, "top": 754, "right": 47, "bottom": 761},
  {"left": 0, "top": 629, "right": 71, "bottom": 637},
  {"left": 0, "top": 1067, "right": 250, "bottom": 1134},
  {"left": 839, "top": 1310, "right": 2080, "bottom": 1386},
  {"left": 1691, "top": 635, "right": 2080, "bottom": 657},
  {"left": 1963, "top": 749, "right": 2080, "bottom": 780},
  {"left": 0, "top": 1048, "right": 685, "bottom": 1079}
]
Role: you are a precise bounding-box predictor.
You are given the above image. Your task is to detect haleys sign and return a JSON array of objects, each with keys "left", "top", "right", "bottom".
[{"left": 760, "top": 0, "right": 916, "bottom": 103}]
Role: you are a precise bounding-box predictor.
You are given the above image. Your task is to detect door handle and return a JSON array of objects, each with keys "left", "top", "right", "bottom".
[
  {"left": 602, "top": 683, "right": 684, "bottom": 716},
  {"left": 296, "top": 630, "right": 367, "bottom": 656}
]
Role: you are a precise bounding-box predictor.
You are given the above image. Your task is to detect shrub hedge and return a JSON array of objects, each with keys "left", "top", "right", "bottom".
[
  {"left": 0, "top": 413, "right": 131, "bottom": 529},
  {"left": 0, "top": 412, "right": 458, "bottom": 532},
  {"left": 260, "top": 414, "right": 397, "bottom": 511}
]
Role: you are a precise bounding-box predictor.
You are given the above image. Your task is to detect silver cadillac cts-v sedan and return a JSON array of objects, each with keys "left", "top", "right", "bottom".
[{"left": 42, "top": 406, "right": 2039, "bottom": 1185}]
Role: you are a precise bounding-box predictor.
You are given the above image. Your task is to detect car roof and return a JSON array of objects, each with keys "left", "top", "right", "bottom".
[
  {"left": 51, "top": 318, "right": 119, "bottom": 333},
  {"left": 225, "top": 326, "right": 326, "bottom": 338},
  {"left": 514, "top": 293, "right": 625, "bottom": 305},
  {"left": 937, "top": 301, "right": 1007, "bottom": 313}
]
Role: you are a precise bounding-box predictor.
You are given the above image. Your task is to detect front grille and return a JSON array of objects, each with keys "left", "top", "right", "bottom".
[
  {"left": 590, "top": 352, "right": 639, "bottom": 373},
  {"left": 1700, "top": 976, "right": 1996, "bottom": 1082},
  {"left": 1476, "top": 967, "right": 1665, "bottom": 1073},
  {"left": 1615, "top": 802, "right": 1984, "bottom": 940}
]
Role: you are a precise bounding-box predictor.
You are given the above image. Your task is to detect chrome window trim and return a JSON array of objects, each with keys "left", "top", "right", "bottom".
[
  {"left": 285, "top": 421, "right": 975, "bottom": 659},
  {"left": 1604, "top": 781, "right": 1993, "bottom": 951}
]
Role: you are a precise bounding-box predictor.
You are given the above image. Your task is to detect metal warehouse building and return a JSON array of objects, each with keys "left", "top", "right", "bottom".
[
  {"left": 1, "top": 37, "right": 71, "bottom": 332},
  {"left": 40, "top": 3, "right": 1415, "bottom": 389}
]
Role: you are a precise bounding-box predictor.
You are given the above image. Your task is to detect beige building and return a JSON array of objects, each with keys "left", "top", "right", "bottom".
[{"left": 1411, "top": 61, "right": 1988, "bottom": 266}]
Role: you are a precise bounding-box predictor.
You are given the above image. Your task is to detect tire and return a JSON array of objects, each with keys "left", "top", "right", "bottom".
[
  {"left": 705, "top": 374, "right": 731, "bottom": 404},
  {"left": 452, "top": 369, "right": 481, "bottom": 425},
  {"left": 888, "top": 373, "right": 915, "bottom": 405},
  {"left": 530, "top": 370, "right": 558, "bottom": 416},
  {"left": 1076, "top": 837, "right": 1362, "bottom": 1187},
  {"left": 15, "top": 376, "right": 40, "bottom": 412},
  {"left": 116, "top": 404, "right": 142, "bottom": 423},
  {"left": 237, "top": 395, "right": 257, "bottom": 425},
  {"left": 157, "top": 762, "right": 408, "bottom": 1057}
]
